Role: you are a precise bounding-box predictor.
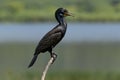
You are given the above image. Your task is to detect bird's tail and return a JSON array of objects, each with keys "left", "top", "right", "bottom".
[{"left": 28, "top": 54, "right": 38, "bottom": 68}]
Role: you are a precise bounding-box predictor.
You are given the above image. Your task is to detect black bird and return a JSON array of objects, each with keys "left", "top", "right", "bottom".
[{"left": 28, "top": 8, "right": 72, "bottom": 68}]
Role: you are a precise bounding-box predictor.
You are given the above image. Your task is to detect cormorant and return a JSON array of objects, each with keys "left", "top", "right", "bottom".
[{"left": 28, "top": 8, "right": 72, "bottom": 68}]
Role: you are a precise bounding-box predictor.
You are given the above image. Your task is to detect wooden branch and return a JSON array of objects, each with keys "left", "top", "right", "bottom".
[{"left": 41, "top": 54, "right": 57, "bottom": 80}]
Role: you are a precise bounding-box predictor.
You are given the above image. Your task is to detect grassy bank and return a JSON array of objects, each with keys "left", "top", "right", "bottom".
[
  {"left": 1, "top": 0, "right": 120, "bottom": 22},
  {"left": 3, "top": 71, "right": 120, "bottom": 80},
  {"left": 1, "top": 42, "right": 120, "bottom": 79}
]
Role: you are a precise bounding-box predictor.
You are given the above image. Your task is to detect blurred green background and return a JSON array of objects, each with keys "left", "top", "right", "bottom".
[
  {"left": 1, "top": 0, "right": 120, "bottom": 80},
  {"left": 1, "top": 0, "right": 120, "bottom": 22},
  {"left": 1, "top": 42, "right": 120, "bottom": 80}
]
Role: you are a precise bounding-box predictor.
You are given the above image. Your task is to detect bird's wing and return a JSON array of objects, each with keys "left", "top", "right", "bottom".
[
  {"left": 48, "top": 31, "right": 62, "bottom": 47},
  {"left": 34, "top": 29, "right": 62, "bottom": 54}
]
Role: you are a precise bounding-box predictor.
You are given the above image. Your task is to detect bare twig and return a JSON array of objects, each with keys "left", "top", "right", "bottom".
[
  {"left": 41, "top": 57, "right": 53, "bottom": 80},
  {"left": 41, "top": 54, "right": 57, "bottom": 80}
]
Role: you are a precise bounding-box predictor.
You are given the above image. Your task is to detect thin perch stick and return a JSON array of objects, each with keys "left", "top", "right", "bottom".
[{"left": 41, "top": 56, "right": 55, "bottom": 80}]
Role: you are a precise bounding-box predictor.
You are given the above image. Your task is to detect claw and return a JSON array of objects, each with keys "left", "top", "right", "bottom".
[{"left": 51, "top": 53, "right": 57, "bottom": 64}]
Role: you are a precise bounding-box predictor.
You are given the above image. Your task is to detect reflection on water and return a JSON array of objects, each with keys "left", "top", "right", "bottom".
[{"left": 0, "top": 22, "right": 120, "bottom": 42}]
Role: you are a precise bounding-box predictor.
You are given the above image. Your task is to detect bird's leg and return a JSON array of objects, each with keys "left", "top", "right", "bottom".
[{"left": 50, "top": 52, "right": 57, "bottom": 64}]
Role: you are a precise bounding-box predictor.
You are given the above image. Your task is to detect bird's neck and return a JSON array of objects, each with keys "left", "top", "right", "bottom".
[{"left": 56, "top": 16, "right": 67, "bottom": 26}]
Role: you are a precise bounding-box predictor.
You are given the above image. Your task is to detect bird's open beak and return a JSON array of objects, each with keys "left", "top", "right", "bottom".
[{"left": 64, "top": 12, "right": 74, "bottom": 17}]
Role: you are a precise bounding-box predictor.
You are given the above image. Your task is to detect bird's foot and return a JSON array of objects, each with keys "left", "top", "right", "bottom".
[{"left": 51, "top": 53, "right": 57, "bottom": 64}]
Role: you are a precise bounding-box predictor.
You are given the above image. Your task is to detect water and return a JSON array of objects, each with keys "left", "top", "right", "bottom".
[{"left": 0, "top": 22, "right": 120, "bottom": 43}]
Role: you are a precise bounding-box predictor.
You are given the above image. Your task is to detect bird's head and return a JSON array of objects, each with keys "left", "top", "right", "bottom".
[{"left": 55, "top": 8, "right": 72, "bottom": 18}]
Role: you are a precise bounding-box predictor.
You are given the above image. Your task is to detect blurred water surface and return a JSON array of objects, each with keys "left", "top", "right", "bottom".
[{"left": 0, "top": 22, "right": 120, "bottom": 42}]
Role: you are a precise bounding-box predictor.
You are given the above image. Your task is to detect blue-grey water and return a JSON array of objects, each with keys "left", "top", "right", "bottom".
[{"left": 0, "top": 22, "right": 120, "bottom": 43}]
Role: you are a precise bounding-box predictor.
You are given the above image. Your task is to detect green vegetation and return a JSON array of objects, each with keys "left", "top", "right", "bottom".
[
  {"left": 1, "top": 42, "right": 120, "bottom": 80},
  {"left": 1, "top": 0, "right": 120, "bottom": 22},
  {"left": 3, "top": 71, "right": 120, "bottom": 80}
]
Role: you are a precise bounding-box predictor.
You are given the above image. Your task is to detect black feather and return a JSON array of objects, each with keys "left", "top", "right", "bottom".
[{"left": 28, "top": 54, "right": 38, "bottom": 68}]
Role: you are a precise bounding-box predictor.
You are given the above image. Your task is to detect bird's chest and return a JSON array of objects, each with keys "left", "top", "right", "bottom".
[{"left": 58, "top": 25, "right": 67, "bottom": 34}]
